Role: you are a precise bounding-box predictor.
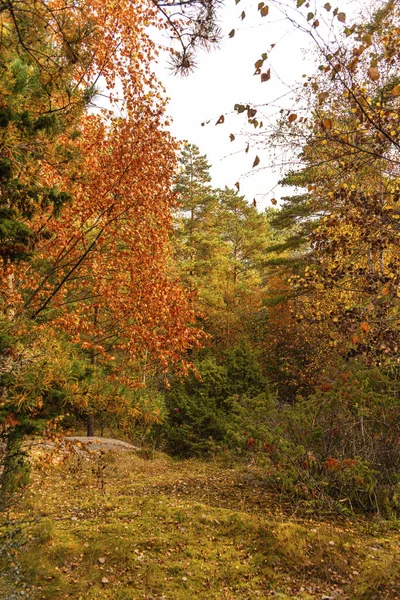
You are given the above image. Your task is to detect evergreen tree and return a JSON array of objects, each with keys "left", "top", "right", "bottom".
[{"left": 173, "top": 143, "right": 218, "bottom": 291}]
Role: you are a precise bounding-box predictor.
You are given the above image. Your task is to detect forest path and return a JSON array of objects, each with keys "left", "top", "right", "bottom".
[{"left": 1, "top": 449, "right": 399, "bottom": 600}]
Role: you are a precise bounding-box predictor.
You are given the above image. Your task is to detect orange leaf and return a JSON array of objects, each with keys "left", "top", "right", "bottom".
[
  {"left": 392, "top": 85, "right": 400, "bottom": 96},
  {"left": 367, "top": 67, "right": 380, "bottom": 81},
  {"left": 360, "top": 322, "right": 370, "bottom": 333}
]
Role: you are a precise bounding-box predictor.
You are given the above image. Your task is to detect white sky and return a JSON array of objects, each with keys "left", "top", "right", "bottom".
[
  {"left": 154, "top": 0, "right": 364, "bottom": 208},
  {"left": 153, "top": 1, "right": 317, "bottom": 208}
]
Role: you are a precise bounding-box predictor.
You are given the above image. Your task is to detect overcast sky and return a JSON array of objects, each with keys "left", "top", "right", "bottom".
[
  {"left": 154, "top": 0, "right": 364, "bottom": 208},
  {"left": 153, "top": 1, "right": 318, "bottom": 208}
]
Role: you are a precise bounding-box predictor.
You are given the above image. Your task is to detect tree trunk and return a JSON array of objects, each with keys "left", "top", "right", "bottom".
[
  {"left": 87, "top": 415, "right": 95, "bottom": 437},
  {"left": 87, "top": 305, "right": 98, "bottom": 437}
]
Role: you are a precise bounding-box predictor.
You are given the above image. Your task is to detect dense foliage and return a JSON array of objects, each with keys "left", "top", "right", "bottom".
[{"left": 1, "top": 0, "right": 400, "bottom": 522}]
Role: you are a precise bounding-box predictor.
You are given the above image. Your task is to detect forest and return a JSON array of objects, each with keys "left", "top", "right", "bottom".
[{"left": 0, "top": 0, "right": 399, "bottom": 598}]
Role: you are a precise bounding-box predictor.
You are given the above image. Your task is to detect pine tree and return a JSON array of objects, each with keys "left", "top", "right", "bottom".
[{"left": 173, "top": 143, "right": 218, "bottom": 291}]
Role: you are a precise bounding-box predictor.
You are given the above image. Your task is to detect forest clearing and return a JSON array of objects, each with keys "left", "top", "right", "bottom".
[{"left": 1, "top": 443, "right": 400, "bottom": 600}]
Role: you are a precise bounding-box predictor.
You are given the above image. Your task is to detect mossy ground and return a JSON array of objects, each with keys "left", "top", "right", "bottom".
[{"left": 1, "top": 446, "right": 400, "bottom": 599}]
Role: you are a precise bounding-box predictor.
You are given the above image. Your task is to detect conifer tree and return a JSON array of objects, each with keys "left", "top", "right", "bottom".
[{"left": 173, "top": 143, "right": 218, "bottom": 291}]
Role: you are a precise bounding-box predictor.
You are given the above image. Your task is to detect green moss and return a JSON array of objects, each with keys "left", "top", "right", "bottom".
[{"left": 3, "top": 450, "right": 399, "bottom": 599}]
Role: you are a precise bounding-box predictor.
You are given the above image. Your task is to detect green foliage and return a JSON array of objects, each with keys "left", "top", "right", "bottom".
[
  {"left": 0, "top": 428, "right": 30, "bottom": 511},
  {"left": 225, "top": 342, "right": 266, "bottom": 396},
  {"left": 163, "top": 345, "right": 269, "bottom": 457},
  {"left": 163, "top": 356, "right": 231, "bottom": 456}
]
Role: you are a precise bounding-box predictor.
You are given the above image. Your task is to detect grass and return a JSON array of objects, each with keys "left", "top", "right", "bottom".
[{"left": 1, "top": 445, "right": 400, "bottom": 599}]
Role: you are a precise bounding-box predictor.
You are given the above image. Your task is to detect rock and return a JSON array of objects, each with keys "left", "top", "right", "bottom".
[{"left": 65, "top": 436, "right": 141, "bottom": 452}]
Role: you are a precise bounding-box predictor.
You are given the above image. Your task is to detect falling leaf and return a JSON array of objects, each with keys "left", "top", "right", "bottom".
[
  {"left": 288, "top": 113, "right": 297, "bottom": 122},
  {"left": 260, "top": 5, "right": 269, "bottom": 16},
  {"left": 337, "top": 12, "right": 346, "bottom": 22},
  {"left": 240, "top": 10, "right": 246, "bottom": 20},
  {"left": 271, "top": 198, "right": 277, "bottom": 205},
  {"left": 252, "top": 155, "right": 260, "bottom": 168},
  {"left": 360, "top": 322, "right": 370, "bottom": 333},
  {"left": 261, "top": 69, "right": 271, "bottom": 82},
  {"left": 234, "top": 103, "right": 246, "bottom": 114},
  {"left": 216, "top": 115, "right": 224, "bottom": 125},
  {"left": 318, "top": 92, "right": 329, "bottom": 103},
  {"left": 324, "top": 2, "right": 331, "bottom": 10},
  {"left": 229, "top": 133, "right": 235, "bottom": 142},
  {"left": 297, "top": 0, "right": 306, "bottom": 6},
  {"left": 228, "top": 29, "right": 235, "bottom": 38},
  {"left": 313, "top": 19, "right": 320, "bottom": 28}
]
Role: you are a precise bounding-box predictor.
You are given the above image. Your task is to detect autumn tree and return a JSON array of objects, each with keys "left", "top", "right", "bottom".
[
  {"left": 274, "top": 1, "right": 400, "bottom": 367},
  {"left": 0, "top": 0, "right": 218, "bottom": 505}
]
